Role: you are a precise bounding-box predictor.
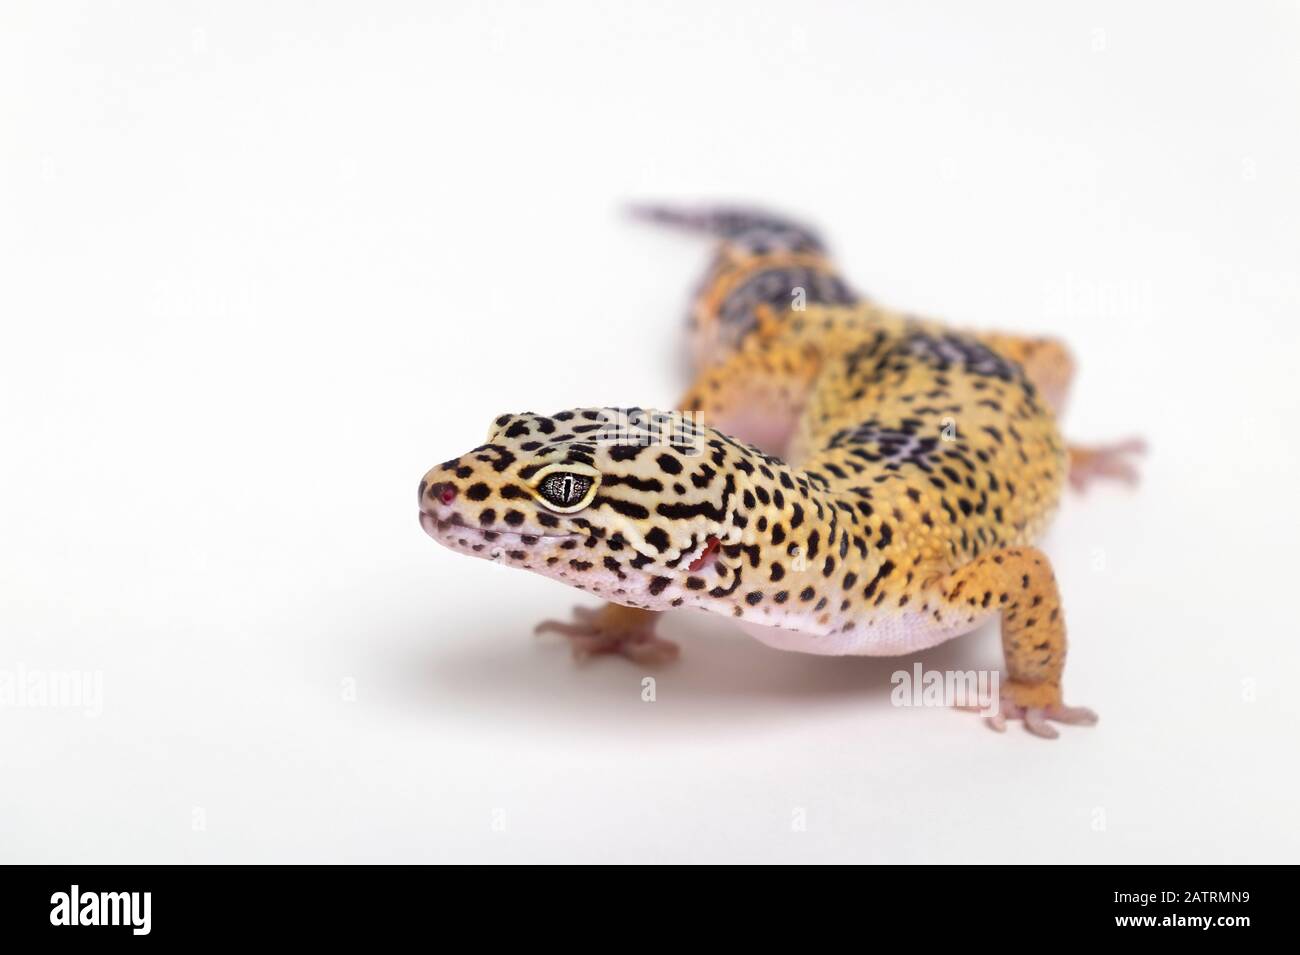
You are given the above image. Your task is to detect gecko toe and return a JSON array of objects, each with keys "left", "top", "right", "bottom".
[
  {"left": 1046, "top": 703, "right": 1098, "bottom": 725},
  {"left": 1023, "top": 708, "right": 1060, "bottom": 739},
  {"left": 1068, "top": 436, "right": 1147, "bottom": 492},
  {"left": 974, "top": 683, "right": 1097, "bottom": 739}
]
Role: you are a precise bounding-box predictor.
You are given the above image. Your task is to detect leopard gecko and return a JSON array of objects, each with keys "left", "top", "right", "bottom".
[{"left": 418, "top": 206, "right": 1143, "bottom": 738}]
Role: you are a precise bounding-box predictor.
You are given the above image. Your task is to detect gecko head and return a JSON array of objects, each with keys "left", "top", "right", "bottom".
[{"left": 418, "top": 407, "right": 758, "bottom": 610}]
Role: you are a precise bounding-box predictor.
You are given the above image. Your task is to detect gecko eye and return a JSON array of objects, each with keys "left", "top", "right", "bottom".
[{"left": 535, "top": 470, "right": 596, "bottom": 512}]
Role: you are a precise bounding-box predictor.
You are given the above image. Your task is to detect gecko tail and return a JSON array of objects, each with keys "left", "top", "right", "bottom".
[
  {"left": 629, "top": 202, "right": 861, "bottom": 369},
  {"left": 627, "top": 202, "right": 826, "bottom": 254}
]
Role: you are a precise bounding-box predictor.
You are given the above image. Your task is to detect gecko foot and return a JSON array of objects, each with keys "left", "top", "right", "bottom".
[
  {"left": 1067, "top": 437, "right": 1146, "bottom": 492},
  {"left": 534, "top": 604, "right": 679, "bottom": 666},
  {"left": 983, "top": 680, "right": 1098, "bottom": 739}
]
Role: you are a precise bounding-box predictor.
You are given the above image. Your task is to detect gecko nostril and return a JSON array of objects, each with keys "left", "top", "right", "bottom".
[{"left": 425, "top": 482, "right": 457, "bottom": 507}]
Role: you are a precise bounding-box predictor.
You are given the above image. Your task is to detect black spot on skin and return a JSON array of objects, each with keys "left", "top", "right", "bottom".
[
  {"left": 648, "top": 576, "right": 671, "bottom": 596},
  {"left": 770, "top": 563, "right": 785, "bottom": 582},
  {"left": 656, "top": 454, "right": 683, "bottom": 475},
  {"left": 466, "top": 483, "right": 490, "bottom": 501},
  {"left": 862, "top": 560, "right": 896, "bottom": 600},
  {"left": 746, "top": 591, "right": 763, "bottom": 605},
  {"left": 596, "top": 496, "right": 650, "bottom": 520},
  {"left": 686, "top": 576, "right": 706, "bottom": 590},
  {"left": 603, "top": 474, "right": 663, "bottom": 493},
  {"left": 709, "top": 570, "right": 742, "bottom": 598},
  {"left": 504, "top": 510, "right": 525, "bottom": 526},
  {"left": 644, "top": 527, "right": 670, "bottom": 552},
  {"left": 800, "top": 587, "right": 815, "bottom": 601},
  {"left": 479, "top": 509, "right": 496, "bottom": 526}
]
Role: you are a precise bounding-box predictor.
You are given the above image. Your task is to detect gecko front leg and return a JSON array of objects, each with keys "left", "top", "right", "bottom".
[
  {"left": 535, "top": 604, "right": 679, "bottom": 665},
  {"left": 938, "top": 547, "right": 1097, "bottom": 738}
]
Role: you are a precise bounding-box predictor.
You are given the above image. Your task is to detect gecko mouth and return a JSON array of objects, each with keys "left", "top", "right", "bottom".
[
  {"left": 419, "top": 511, "right": 576, "bottom": 549},
  {"left": 419, "top": 509, "right": 680, "bottom": 605}
]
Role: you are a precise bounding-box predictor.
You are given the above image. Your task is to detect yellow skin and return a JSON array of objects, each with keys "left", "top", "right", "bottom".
[{"left": 419, "top": 206, "right": 1143, "bottom": 739}]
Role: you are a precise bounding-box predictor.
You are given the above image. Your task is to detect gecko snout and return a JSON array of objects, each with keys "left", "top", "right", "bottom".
[{"left": 418, "top": 478, "right": 462, "bottom": 540}]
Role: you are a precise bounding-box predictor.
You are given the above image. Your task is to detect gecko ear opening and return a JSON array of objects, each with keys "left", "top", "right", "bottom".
[{"left": 530, "top": 462, "right": 601, "bottom": 514}]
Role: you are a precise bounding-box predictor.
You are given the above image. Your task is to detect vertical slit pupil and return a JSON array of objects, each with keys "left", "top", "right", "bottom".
[{"left": 542, "top": 472, "right": 589, "bottom": 507}]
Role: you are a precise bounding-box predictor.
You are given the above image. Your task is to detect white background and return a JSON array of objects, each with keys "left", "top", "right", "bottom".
[{"left": 2, "top": 1, "right": 1298, "bottom": 863}]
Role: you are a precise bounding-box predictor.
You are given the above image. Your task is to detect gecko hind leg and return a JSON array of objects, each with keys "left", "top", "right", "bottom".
[
  {"left": 535, "top": 604, "right": 678, "bottom": 666},
  {"left": 974, "top": 331, "right": 1146, "bottom": 491},
  {"left": 974, "top": 332, "right": 1076, "bottom": 416},
  {"left": 1068, "top": 438, "right": 1147, "bottom": 492},
  {"left": 939, "top": 547, "right": 1097, "bottom": 739},
  {"left": 678, "top": 340, "right": 821, "bottom": 458}
]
